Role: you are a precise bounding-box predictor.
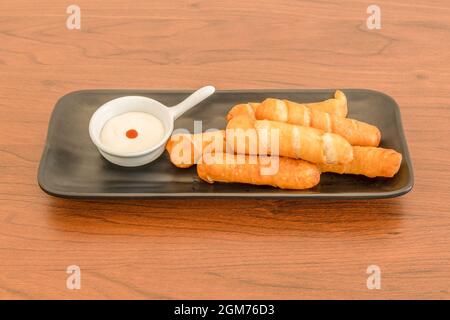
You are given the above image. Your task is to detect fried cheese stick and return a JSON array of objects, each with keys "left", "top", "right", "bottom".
[
  {"left": 226, "top": 115, "right": 353, "bottom": 165},
  {"left": 197, "top": 153, "right": 320, "bottom": 189},
  {"left": 226, "top": 90, "right": 348, "bottom": 121},
  {"left": 319, "top": 146, "right": 402, "bottom": 178},
  {"left": 166, "top": 130, "right": 226, "bottom": 168}
]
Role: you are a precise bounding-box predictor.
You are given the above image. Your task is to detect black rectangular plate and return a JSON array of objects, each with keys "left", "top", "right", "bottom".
[{"left": 38, "top": 89, "right": 413, "bottom": 199}]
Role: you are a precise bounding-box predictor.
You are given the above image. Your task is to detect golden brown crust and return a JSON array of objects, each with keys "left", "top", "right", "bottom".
[
  {"left": 226, "top": 103, "right": 259, "bottom": 121},
  {"left": 197, "top": 153, "right": 321, "bottom": 189},
  {"left": 226, "top": 115, "right": 353, "bottom": 165},
  {"left": 165, "top": 130, "right": 226, "bottom": 168},
  {"left": 319, "top": 146, "right": 402, "bottom": 178},
  {"left": 304, "top": 90, "right": 348, "bottom": 117},
  {"left": 226, "top": 90, "right": 348, "bottom": 121},
  {"left": 257, "top": 98, "right": 380, "bottom": 147}
]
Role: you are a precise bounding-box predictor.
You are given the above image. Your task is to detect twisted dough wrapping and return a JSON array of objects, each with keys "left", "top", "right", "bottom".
[
  {"left": 197, "top": 153, "right": 321, "bottom": 189},
  {"left": 226, "top": 90, "right": 348, "bottom": 121},
  {"left": 227, "top": 103, "right": 259, "bottom": 121},
  {"left": 304, "top": 90, "right": 348, "bottom": 117},
  {"left": 226, "top": 115, "right": 353, "bottom": 165},
  {"left": 165, "top": 130, "right": 226, "bottom": 168},
  {"left": 256, "top": 98, "right": 381, "bottom": 147},
  {"left": 319, "top": 146, "right": 402, "bottom": 178}
]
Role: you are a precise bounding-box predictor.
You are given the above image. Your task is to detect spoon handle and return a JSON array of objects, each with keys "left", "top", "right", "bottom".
[{"left": 170, "top": 85, "right": 215, "bottom": 120}]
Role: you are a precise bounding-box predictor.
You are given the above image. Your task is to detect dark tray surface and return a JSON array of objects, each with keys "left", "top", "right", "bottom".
[{"left": 38, "top": 89, "right": 413, "bottom": 199}]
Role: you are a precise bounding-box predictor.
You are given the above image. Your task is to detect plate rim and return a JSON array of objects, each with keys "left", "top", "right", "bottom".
[{"left": 37, "top": 88, "right": 414, "bottom": 200}]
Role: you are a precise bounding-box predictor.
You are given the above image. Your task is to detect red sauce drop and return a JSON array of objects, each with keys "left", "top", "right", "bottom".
[{"left": 126, "top": 129, "right": 138, "bottom": 139}]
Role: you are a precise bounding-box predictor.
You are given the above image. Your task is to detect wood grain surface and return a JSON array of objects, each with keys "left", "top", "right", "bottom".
[{"left": 0, "top": 0, "right": 449, "bottom": 299}]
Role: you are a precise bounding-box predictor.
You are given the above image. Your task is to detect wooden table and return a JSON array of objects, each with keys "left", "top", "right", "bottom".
[{"left": 0, "top": 0, "right": 449, "bottom": 299}]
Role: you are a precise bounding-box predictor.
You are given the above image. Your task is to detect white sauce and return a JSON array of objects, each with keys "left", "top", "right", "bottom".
[{"left": 100, "top": 112, "right": 165, "bottom": 154}]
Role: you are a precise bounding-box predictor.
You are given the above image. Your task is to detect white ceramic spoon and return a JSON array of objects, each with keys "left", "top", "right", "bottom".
[{"left": 89, "top": 85, "right": 216, "bottom": 167}]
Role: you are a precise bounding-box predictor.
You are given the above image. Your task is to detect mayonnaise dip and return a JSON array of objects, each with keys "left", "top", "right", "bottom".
[{"left": 100, "top": 112, "right": 165, "bottom": 154}]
